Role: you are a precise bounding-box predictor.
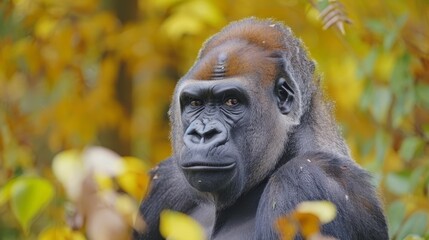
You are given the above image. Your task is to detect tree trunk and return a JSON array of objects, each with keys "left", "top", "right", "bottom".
[{"left": 99, "top": 0, "right": 138, "bottom": 156}]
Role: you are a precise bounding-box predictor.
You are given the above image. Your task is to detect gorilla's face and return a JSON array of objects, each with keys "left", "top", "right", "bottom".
[
  {"left": 173, "top": 73, "right": 295, "bottom": 207},
  {"left": 177, "top": 79, "right": 250, "bottom": 202},
  {"left": 169, "top": 23, "right": 301, "bottom": 208}
]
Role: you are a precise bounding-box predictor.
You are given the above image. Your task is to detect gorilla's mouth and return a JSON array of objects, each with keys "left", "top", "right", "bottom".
[
  {"left": 180, "top": 162, "right": 237, "bottom": 192},
  {"left": 181, "top": 162, "right": 236, "bottom": 171}
]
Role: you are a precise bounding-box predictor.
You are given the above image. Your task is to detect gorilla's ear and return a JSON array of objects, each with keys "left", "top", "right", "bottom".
[{"left": 275, "top": 77, "right": 295, "bottom": 115}]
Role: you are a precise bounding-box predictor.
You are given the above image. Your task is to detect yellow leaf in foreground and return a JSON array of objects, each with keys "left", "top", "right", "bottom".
[
  {"left": 296, "top": 201, "right": 337, "bottom": 224},
  {"left": 38, "top": 226, "right": 86, "bottom": 240},
  {"left": 160, "top": 210, "right": 206, "bottom": 240},
  {"left": 52, "top": 149, "right": 85, "bottom": 201},
  {"left": 294, "top": 212, "right": 320, "bottom": 238},
  {"left": 276, "top": 215, "right": 297, "bottom": 240},
  {"left": 117, "top": 156, "right": 150, "bottom": 200}
]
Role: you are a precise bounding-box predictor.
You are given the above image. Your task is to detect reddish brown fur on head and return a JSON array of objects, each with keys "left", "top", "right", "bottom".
[{"left": 187, "top": 18, "right": 289, "bottom": 85}]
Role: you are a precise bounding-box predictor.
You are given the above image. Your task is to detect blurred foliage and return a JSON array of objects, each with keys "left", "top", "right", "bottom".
[
  {"left": 160, "top": 210, "right": 206, "bottom": 240},
  {"left": 0, "top": 0, "right": 428, "bottom": 239},
  {"left": 276, "top": 201, "right": 338, "bottom": 240}
]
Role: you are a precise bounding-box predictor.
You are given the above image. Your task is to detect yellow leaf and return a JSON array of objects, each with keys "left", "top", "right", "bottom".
[
  {"left": 176, "top": 1, "right": 225, "bottom": 27},
  {"left": 293, "top": 212, "right": 320, "bottom": 238},
  {"left": 403, "top": 235, "right": 424, "bottom": 240},
  {"left": 117, "top": 156, "right": 150, "bottom": 199},
  {"left": 13, "top": 0, "right": 38, "bottom": 16},
  {"left": 326, "top": 57, "right": 363, "bottom": 111},
  {"left": 276, "top": 215, "right": 297, "bottom": 240},
  {"left": 114, "top": 194, "right": 138, "bottom": 226},
  {"left": 35, "top": 16, "right": 57, "bottom": 39},
  {"left": 375, "top": 53, "right": 395, "bottom": 82},
  {"left": 296, "top": 201, "right": 337, "bottom": 224},
  {"left": 160, "top": 210, "right": 206, "bottom": 240},
  {"left": 0, "top": 179, "right": 15, "bottom": 206},
  {"left": 38, "top": 225, "right": 86, "bottom": 240},
  {"left": 161, "top": 14, "right": 204, "bottom": 40},
  {"left": 149, "top": 0, "right": 183, "bottom": 10},
  {"left": 94, "top": 174, "right": 114, "bottom": 191},
  {"left": 70, "top": 0, "right": 99, "bottom": 12},
  {"left": 52, "top": 149, "right": 85, "bottom": 201}
]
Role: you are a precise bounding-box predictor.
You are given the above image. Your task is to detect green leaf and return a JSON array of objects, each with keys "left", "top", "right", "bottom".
[
  {"left": 358, "top": 48, "right": 378, "bottom": 78},
  {"left": 374, "top": 129, "right": 391, "bottom": 168},
  {"left": 386, "top": 172, "right": 410, "bottom": 195},
  {"left": 383, "top": 30, "right": 397, "bottom": 51},
  {"left": 422, "top": 124, "right": 429, "bottom": 139},
  {"left": 416, "top": 83, "right": 429, "bottom": 109},
  {"left": 403, "top": 235, "right": 424, "bottom": 240},
  {"left": 390, "top": 54, "right": 412, "bottom": 94},
  {"left": 399, "top": 137, "right": 424, "bottom": 162},
  {"left": 397, "top": 212, "right": 428, "bottom": 240},
  {"left": 387, "top": 201, "right": 405, "bottom": 237},
  {"left": 409, "top": 167, "right": 425, "bottom": 193},
  {"left": 10, "top": 176, "right": 54, "bottom": 233},
  {"left": 382, "top": 14, "right": 408, "bottom": 51},
  {"left": 392, "top": 88, "right": 415, "bottom": 128},
  {"left": 365, "top": 19, "right": 386, "bottom": 34},
  {"left": 370, "top": 87, "right": 392, "bottom": 123},
  {"left": 0, "top": 179, "right": 15, "bottom": 206},
  {"left": 359, "top": 82, "right": 373, "bottom": 111},
  {"left": 395, "top": 14, "right": 409, "bottom": 29},
  {"left": 317, "top": 0, "right": 330, "bottom": 10}
]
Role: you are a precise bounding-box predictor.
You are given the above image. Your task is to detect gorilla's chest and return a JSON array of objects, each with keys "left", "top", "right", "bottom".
[
  {"left": 189, "top": 202, "right": 258, "bottom": 240},
  {"left": 188, "top": 183, "right": 266, "bottom": 239}
]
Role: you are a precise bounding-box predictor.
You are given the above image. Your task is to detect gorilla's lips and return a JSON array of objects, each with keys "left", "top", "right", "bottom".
[
  {"left": 181, "top": 162, "right": 236, "bottom": 171},
  {"left": 181, "top": 162, "right": 236, "bottom": 192}
]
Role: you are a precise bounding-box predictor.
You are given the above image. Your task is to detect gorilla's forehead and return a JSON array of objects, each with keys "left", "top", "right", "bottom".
[
  {"left": 176, "top": 78, "right": 252, "bottom": 95},
  {"left": 188, "top": 43, "right": 279, "bottom": 86}
]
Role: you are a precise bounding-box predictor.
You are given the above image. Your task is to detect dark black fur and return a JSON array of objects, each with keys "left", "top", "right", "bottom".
[{"left": 134, "top": 152, "right": 387, "bottom": 239}]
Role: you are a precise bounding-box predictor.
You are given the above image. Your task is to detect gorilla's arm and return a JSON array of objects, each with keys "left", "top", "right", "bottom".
[
  {"left": 256, "top": 152, "right": 388, "bottom": 240},
  {"left": 133, "top": 157, "right": 197, "bottom": 240}
]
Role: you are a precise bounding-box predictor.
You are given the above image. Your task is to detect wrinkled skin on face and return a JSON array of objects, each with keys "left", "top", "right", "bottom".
[
  {"left": 167, "top": 20, "right": 308, "bottom": 208},
  {"left": 175, "top": 76, "right": 291, "bottom": 207}
]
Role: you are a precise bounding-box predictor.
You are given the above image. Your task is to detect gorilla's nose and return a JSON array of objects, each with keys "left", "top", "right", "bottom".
[{"left": 184, "top": 120, "right": 227, "bottom": 148}]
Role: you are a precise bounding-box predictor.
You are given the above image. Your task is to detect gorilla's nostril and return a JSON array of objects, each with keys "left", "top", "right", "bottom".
[
  {"left": 184, "top": 121, "right": 227, "bottom": 147},
  {"left": 202, "top": 128, "right": 220, "bottom": 141},
  {"left": 187, "top": 129, "right": 202, "bottom": 143}
]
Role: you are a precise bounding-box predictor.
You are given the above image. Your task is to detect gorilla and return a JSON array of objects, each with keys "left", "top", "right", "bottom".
[{"left": 134, "top": 18, "right": 388, "bottom": 240}]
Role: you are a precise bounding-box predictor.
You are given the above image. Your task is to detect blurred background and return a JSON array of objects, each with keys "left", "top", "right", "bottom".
[{"left": 0, "top": 0, "right": 428, "bottom": 239}]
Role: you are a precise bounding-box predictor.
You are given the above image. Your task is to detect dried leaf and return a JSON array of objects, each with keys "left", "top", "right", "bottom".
[{"left": 308, "top": 0, "right": 352, "bottom": 34}]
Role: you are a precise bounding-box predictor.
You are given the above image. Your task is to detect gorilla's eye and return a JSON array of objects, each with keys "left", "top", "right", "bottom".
[
  {"left": 225, "top": 98, "right": 239, "bottom": 107},
  {"left": 190, "top": 99, "right": 203, "bottom": 107}
]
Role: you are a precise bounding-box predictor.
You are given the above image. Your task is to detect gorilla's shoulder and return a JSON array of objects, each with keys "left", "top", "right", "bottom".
[
  {"left": 270, "top": 151, "right": 369, "bottom": 183},
  {"left": 256, "top": 152, "right": 386, "bottom": 240},
  {"left": 266, "top": 151, "right": 373, "bottom": 198}
]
